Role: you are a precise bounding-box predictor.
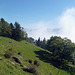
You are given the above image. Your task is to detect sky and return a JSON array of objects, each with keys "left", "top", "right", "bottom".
[{"left": 0, "top": 0, "right": 75, "bottom": 42}]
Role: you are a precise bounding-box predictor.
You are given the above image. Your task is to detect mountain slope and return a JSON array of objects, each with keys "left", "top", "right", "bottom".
[{"left": 0, "top": 36, "right": 71, "bottom": 75}]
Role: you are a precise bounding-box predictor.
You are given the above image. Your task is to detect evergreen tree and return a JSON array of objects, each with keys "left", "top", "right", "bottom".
[
  {"left": 36, "top": 37, "right": 41, "bottom": 47},
  {"left": 10, "top": 23, "right": 14, "bottom": 38},
  {"left": 0, "top": 21, "right": 2, "bottom": 35},
  {"left": 42, "top": 38, "right": 46, "bottom": 49},
  {"left": 28, "top": 37, "right": 34, "bottom": 43},
  {"left": 20, "top": 27, "right": 27, "bottom": 40},
  {"left": 0, "top": 18, "right": 11, "bottom": 37},
  {"left": 0, "top": 18, "right": 28, "bottom": 41},
  {"left": 13, "top": 22, "right": 22, "bottom": 41}
]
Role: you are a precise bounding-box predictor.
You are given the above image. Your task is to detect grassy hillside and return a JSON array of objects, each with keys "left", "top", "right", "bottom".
[{"left": 0, "top": 36, "right": 72, "bottom": 75}]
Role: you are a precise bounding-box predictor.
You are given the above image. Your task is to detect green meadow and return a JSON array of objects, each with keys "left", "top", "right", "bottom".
[{"left": 0, "top": 36, "right": 72, "bottom": 75}]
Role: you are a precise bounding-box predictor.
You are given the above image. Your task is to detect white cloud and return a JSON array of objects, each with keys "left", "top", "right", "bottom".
[
  {"left": 59, "top": 7, "right": 75, "bottom": 42},
  {"left": 27, "top": 7, "right": 75, "bottom": 42},
  {"left": 27, "top": 22, "right": 54, "bottom": 40}
]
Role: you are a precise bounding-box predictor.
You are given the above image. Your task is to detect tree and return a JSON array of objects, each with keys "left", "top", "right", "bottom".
[
  {"left": 0, "top": 18, "right": 11, "bottom": 37},
  {"left": 46, "top": 36, "right": 75, "bottom": 64},
  {"left": 28, "top": 37, "right": 34, "bottom": 44},
  {"left": 42, "top": 38, "right": 46, "bottom": 49},
  {"left": 20, "top": 27, "right": 28, "bottom": 40},
  {"left": 0, "top": 18, "right": 28, "bottom": 41},
  {"left": 72, "top": 52, "right": 75, "bottom": 65},
  {"left": 13, "top": 22, "right": 22, "bottom": 41},
  {"left": 10, "top": 23, "right": 14, "bottom": 38},
  {"left": 0, "top": 21, "right": 2, "bottom": 35},
  {"left": 36, "top": 37, "right": 41, "bottom": 47}
]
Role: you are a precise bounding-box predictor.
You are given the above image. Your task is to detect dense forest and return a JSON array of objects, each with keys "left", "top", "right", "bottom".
[
  {"left": 36, "top": 36, "right": 75, "bottom": 66},
  {"left": 0, "top": 18, "right": 28, "bottom": 41},
  {"left": 0, "top": 18, "right": 75, "bottom": 74}
]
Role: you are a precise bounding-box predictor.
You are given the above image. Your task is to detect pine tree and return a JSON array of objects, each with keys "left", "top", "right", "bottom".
[
  {"left": 0, "top": 18, "right": 11, "bottom": 37},
  {"left": 10, "top": 23, "right": 14, "bottom": 38},
  {"left": 13, "top": 22, "right": 22, "bottom": 41}
]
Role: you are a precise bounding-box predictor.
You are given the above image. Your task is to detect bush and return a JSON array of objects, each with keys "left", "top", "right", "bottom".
[
  {"left": 4, "top": 51, "right": 13, "bottom": 58},
  {"left": 34, "top": 60, "right": 40, "bottom": 66},
  {"left": 28, "top": 65, "right": 37, "bottom": 73},
  {"left": 8, "top": 48, "right": 12, "bottom": 51},
  {"left": 28, "top": 59, "right": 32, "bottom": 64},
  {"left": 23, "top": 65, "right": 39, "bottom": 75}
]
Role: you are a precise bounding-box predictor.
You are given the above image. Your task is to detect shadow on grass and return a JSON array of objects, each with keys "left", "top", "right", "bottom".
[
  {"left": 34, "top": 50, "right": 51, "bottom": 62},
  {"left": 34, "top": 50, "right": 61, "bottom": 67},
  {"left": 34, "top": 50, "right": 75, "bottom": 75}
]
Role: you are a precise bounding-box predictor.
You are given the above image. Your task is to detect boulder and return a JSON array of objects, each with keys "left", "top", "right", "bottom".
[
  {"left": 9, "top": 42, "right": 12, "bottom": 43},
  {"left": 12, "top": 56, "right": 22, "bottom": 64},
  {"left": 18, "top": 52, "right": 21, "bottom": 55}
]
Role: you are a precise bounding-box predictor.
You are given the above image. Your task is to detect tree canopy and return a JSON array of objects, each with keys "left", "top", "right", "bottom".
[
  {"left": 0, "top": 18, "right": 27, "bottom": 41},
  {"left": 46, "top": 36, "right": 75, "bottom": 64}
]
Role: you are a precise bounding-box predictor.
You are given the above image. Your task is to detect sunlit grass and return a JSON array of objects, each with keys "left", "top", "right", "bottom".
[{"left": 0, "top": 36, "right": 72, "bottom": 75}]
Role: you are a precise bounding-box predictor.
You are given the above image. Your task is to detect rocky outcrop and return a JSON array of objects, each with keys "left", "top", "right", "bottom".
[{"left": 12, "top": 56, "right": 22, "bottom": 64}]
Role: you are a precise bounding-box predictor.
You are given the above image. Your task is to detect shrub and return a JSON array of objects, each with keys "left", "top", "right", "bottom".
[
  {"left": 8, "top": 48, "right": 12, "bottom": 51},
  {"left": 18, "top": 52, "right": 21, "bottom": 55},
  {"left": 23, "top": 65, "right": 39, "bottom": 75},
  {"left": 34, "top": 60, "right": 40, "bottom": 66},
  {"left": 28, "top": 65, "right": 37, "bottom": 73},
  {"left": 28, "top": 59, "right": 32, "bottom": 64},
  {"left": 4, "top": 51, "right": 13, "bottom": 58}
]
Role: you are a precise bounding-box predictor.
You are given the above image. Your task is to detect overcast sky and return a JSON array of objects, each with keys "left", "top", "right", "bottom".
[{"left": 0, "top": 0, "right": 75, "bottom": 42}]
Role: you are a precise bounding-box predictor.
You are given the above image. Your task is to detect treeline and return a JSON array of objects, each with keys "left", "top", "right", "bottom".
[
  {"left": 0, "top": 18, "right": 75, "bottom": 66},
  {"left": 35, "top": 36, "right": 75, "bottom": 75},
  {"left": 36, "top": 36, "right": 75, "bottom": 66},
  {"left": 28, "top": 37, "right": 47, "bottom": 49},
  {"left": 35, "top": 38, "right": 46, "bottom": 49},
  {"left": 0, "top": 18, "right": 27, "bottom": 41}
]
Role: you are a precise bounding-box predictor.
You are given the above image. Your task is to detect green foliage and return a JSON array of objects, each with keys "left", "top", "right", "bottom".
[
  {"left": 72, "top": 52, "right": 75, "bottom": 65},
  {"left": 0, "top": 18, "right": 28, "bottom": 41},
  {"left": 0, "top": 18, "right": 11, "bottom": 37},
  {"left": 13, "top": 22, "right": 22, "bottom": 41},
  {"left": 34, "top": 60, "right": 40, "bottom": 66},
  {"left": 36, "top": 38, "right": 46, "bottom": 49},
  {"left": 4, "top": 51, "right": 13, "bottom": 58},
  {"left": 23, "top": 65, "right": 38, "bottom": 75},
  {"left": 28, "top": 65, "right": 38, "bottom": 73},
  {"left": 46, "top": 36, "right": 75, "bottom": 64},
  {"left": 36, "top": 37, "right": 41, "bottom": 47},
  {"left": 28, "top": 59, "right": 32, "bottom": 64},
  {"left": 0, "top": 36, "right": 71, "bottom": 75},
  {"left": 28, "top": 37, "right": 34, "bottom": 44}
]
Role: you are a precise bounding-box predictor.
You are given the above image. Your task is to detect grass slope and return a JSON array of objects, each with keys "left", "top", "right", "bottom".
[{"left": 0, "top": 36, "right": 71, "bottom": 75}]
